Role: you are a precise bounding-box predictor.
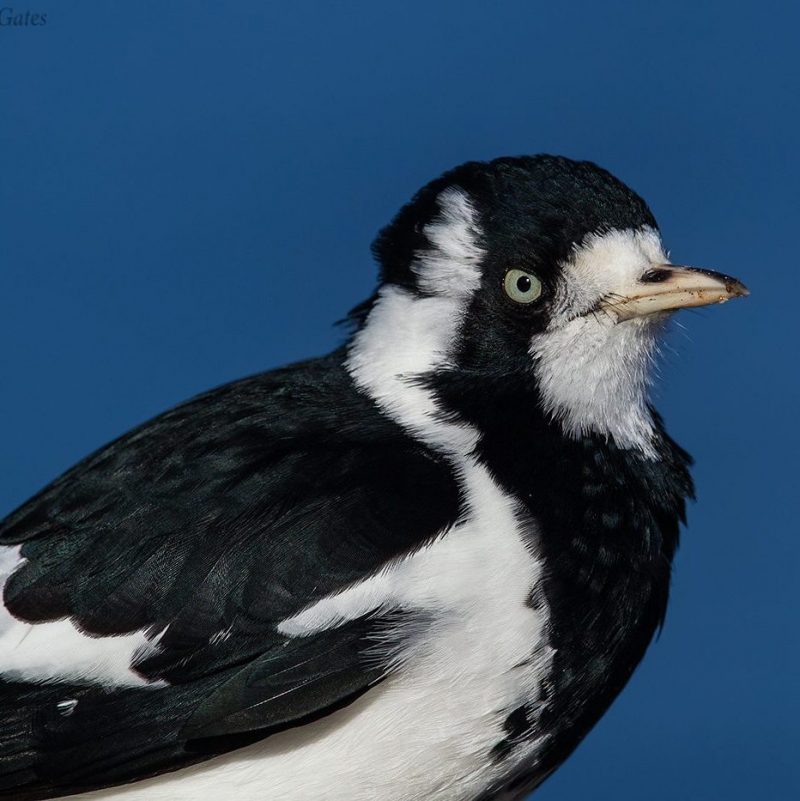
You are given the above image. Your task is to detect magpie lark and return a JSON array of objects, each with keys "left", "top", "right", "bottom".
[{"left": 0, "top": 155, "right": 748, "bottom": 800}]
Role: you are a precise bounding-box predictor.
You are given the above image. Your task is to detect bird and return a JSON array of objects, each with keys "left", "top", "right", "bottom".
[{"left": 0, "top": 155, "right": 748, "bottom": 801}]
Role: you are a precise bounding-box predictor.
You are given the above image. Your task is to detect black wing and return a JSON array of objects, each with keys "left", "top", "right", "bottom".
[{"left": 0, "top": 352, "right": 461, "bottom": 799}]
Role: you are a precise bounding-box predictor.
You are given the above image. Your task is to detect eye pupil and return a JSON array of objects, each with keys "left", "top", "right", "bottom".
[{"left": 516, "top": 275, "right": 532, "bottom": 293}]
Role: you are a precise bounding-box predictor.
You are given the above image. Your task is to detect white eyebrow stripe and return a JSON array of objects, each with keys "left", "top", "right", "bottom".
[{"left": 411, "top": 187, "right": 484, "bottom": 297}]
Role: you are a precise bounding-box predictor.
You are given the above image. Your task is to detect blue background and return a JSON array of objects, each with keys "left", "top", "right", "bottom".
[{"left": 1, "top": 2, "right": 797, "bottom": 799}]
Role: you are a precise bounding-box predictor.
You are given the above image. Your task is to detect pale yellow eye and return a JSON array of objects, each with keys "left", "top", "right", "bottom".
[{"left": 503, "top": 269, "right": 542, "bottom": 304}]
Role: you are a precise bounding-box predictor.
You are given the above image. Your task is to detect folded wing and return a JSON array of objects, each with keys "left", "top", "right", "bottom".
[{"left": 0, "top": 356, "right": 460, "bottom": 799}]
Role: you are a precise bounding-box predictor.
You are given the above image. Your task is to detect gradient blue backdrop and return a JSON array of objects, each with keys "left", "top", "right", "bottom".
[{"left": 1, "top": 2, "right": 797, "bottom": 799}]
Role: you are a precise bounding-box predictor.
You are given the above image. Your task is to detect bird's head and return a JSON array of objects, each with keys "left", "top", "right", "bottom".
[{"left": 348, "top": 156, "right": 748, "bottom": 457}]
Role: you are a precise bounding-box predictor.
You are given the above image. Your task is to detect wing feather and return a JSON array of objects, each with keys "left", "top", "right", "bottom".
[{"left": 0, "top": 355, "right": 459, "bottom": 799}]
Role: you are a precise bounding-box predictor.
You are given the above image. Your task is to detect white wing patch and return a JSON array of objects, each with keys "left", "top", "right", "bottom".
[{"left": 0, "top": 545, "right": 165, "bottom": 688}]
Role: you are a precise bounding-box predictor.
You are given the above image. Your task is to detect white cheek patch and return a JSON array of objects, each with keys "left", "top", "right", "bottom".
[{"left": 531, "top": 227, "right": 668, "bottom": 457}]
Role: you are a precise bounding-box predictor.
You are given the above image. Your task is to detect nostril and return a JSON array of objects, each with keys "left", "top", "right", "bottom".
[{"left": 640, "top": 268, "right": 672, "bottom": 283}]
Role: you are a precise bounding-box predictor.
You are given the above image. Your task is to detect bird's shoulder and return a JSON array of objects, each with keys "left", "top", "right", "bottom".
[
  {"left": 0, "top": 351, "right": 461, "bottom": 799},
  {"left": 0, "top": 350, "right": 462, "bottom": 629}
]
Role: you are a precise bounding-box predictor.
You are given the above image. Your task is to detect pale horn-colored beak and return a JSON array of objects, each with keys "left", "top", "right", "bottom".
[{"left": 599, "top": 265, "right": 750, "bottom": 322}]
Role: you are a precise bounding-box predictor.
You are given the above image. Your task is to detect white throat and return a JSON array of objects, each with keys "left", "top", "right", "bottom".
[
  {"left": 529, "top": 228, "right": 667, "bottom": 458},
  {"left": 530, "top": 315, "right": 660, "bottom": 456}
]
